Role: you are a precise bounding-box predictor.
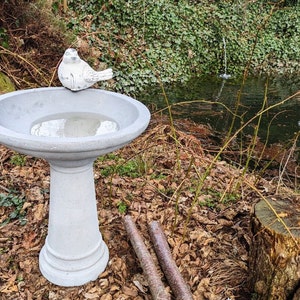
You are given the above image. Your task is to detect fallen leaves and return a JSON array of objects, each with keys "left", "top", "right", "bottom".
[
  {"left": 0, "top": 274, "right": 19, "bottom": 294},
  {"left": 0, "top": 118, "right": 297, "bottom": 299}
]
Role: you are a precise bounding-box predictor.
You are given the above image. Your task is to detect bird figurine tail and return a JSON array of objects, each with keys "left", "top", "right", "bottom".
[{"left": 84, "top": 68, "right": 113, "bottom": 83}]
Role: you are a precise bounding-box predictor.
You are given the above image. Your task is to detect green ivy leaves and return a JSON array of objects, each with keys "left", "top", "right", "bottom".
[{"left": 66, "top": 0, "right": 300, "bottom": 93}]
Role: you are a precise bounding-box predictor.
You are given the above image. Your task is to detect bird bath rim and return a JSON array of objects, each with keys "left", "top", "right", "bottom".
[{"left": 0, "top": 87, "right": 150, "bottom": 158}]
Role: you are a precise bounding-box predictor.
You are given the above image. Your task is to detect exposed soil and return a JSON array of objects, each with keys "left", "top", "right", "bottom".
[{"left": 1, "top": 115, "right": 299, "bottom": 300}]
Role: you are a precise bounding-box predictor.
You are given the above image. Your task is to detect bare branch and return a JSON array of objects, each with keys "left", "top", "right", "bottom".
[
  {"left": 124, "top": 215, "right": 171, "bottom": 300},
  {"left": 149, "top": 221, "right": 194, "bottom": 300}
]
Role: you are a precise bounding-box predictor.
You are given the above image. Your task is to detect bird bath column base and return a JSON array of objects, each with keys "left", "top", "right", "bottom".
[{"left": 39, "top": 160, "right": 109, "bottom": 287}]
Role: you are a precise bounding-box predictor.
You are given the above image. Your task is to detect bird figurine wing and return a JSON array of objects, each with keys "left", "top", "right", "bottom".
[
  {"left": 58, "top": 48, "right": 113, "bottom": 91},
  {"left": 83, "top": 64, "right": 113, "bottom": 83}
]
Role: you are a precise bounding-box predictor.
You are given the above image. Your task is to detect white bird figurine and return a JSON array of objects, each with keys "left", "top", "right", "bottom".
[{"left": 58, "top": 48, "right": 113, "bottom": 91}]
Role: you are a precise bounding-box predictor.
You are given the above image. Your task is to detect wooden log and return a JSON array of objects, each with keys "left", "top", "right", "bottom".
[
  {"left": 249, "top": 198, "right": 300, "bottom": 300},
  {"left": 124, "top": 215, "right": 171, "bottom": 300},
  {"left": 149, "top": 221, "right": 194, "bottom": 300}
]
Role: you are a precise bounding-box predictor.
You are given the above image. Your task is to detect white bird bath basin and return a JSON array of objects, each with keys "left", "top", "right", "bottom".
[{"left": 0, "top": 87, "right": 150, "bottom": 286}]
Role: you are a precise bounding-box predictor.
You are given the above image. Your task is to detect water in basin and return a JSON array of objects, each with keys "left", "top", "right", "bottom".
[{"left": 30, "top": 112, "right": 119, "bottom": 138}]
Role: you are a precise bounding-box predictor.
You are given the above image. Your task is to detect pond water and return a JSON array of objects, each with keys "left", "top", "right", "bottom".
[{"left": 139, "top": 76, "right": 300, "bottom": 145}]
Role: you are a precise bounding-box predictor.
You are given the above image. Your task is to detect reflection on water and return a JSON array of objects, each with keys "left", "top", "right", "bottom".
[
  {"left": 139, "top": 76, "right": 300, "bottom": 144},
  {"left": 31, "top": 113, "right": 119, "bottom": 138}
]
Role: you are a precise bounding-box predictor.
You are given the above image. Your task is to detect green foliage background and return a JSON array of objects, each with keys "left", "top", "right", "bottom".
[{"left": 64, "top": 0, "right": 300, "bottom": 93}]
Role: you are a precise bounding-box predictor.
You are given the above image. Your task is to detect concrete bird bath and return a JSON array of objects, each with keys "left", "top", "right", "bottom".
[{"left": 0, "top": 87, "right": 150, "bottom": 286}]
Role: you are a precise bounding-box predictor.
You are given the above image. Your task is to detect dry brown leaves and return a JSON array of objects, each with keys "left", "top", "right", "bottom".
[
  {"left": 0, "top": 1, "right": 68, "bottom": 90},
  {"left": 0, "top": 118, "right": 297, "bottom": 299}
]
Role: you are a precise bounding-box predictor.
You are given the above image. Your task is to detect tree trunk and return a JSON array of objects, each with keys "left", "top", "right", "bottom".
[{"left": 249, "top": 198, "right": 300, "bottom": 300}]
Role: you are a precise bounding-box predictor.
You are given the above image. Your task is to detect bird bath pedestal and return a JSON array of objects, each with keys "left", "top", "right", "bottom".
[
  {"left": 0, "top": 88, "right": 150, "bottom": 286},
  {"left": 39, "top": 159, "right": 108, "bottom": 287}
]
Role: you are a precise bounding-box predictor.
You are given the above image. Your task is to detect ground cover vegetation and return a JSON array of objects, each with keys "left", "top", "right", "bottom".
[
  {"left": 63, "top": 0, "right": 300, "bottom": 93},
  {"left": 0, "top": 0, "right": 300, "bottom": 299},
  {"left": 0, "top": 0, "right": 300, "bottom": 93}
]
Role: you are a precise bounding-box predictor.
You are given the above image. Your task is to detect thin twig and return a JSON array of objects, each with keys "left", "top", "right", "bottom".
[
  {"left": 0, "top": 184, "right": 10, "bottom": 193},
  {"left": 124, "top": 215, "right": 171, "bottom": 300},
  {"left": 276, "top": 132, "right": 299, "bottom": 193},
  {"left": 0, "top": 46, "right": 50, "bottom": 85},
  {"left": 149, "top": 221, "right": 194, "bottom": 300}
]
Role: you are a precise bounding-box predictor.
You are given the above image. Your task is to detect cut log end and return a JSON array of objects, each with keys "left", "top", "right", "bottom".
[{"left": 249, "top": 198, "right": 300, "bottom": 300}]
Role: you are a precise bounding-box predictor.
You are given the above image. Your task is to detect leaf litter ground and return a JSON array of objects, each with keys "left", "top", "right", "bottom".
[{"left": 0, "top": 116, "right": 298, "bottom": 300}]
